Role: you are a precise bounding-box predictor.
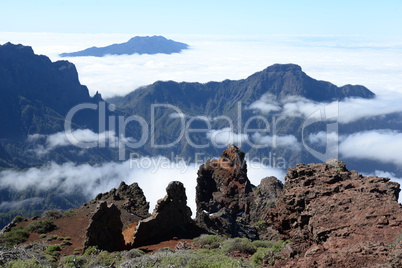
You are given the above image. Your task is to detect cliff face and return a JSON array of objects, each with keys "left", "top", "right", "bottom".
[
  {"left": 195, "top": 145, "right": 257, "bottom": 238},
  {"left": 0, "top": 42, "right": 101, "bottom": 138},
  {"left": 269, "top": 159, "right": 402, "bottom": 267},
  {"left": 132, "top": 181, "right": 195, "bottom": 247},
  {"left": 195, "top": 145, "right": 283, "bottom": 239}
]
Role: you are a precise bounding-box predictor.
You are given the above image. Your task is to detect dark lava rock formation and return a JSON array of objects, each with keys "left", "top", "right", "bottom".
[
  {"left": 92, "top": 181, "right": 150, "bottom": 219},
  {"left": 82, "top": 181, "right": 150, "bottom": 229},
  {"left": 132, "top": 181, "right": 195, "bottom": 247},
  {"left": 84, "top": 201, "right": 124, "bottom": 252},
  {"left": 196, "top": 145, "right": 262, "bottom": 239},
  {"left": 269, "top": 159, "right": 402, "bottom": 267}
]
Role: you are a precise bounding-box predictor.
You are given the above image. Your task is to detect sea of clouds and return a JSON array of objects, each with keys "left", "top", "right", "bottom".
[
  {"left": 1, "top": 33, "right": 402, "bottom": 98},
  {"left": 1, "top": 32, "right": 402, "bottom": 209}
]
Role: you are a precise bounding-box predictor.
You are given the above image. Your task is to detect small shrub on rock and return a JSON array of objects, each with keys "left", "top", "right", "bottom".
[
  {"left": 27, "top": 220, "right": 58, "bottom": 234},
  {"left": 193, "top": 234, "right": 225, "bottom": 249},
  {"left": 4, "top": 258, "right": 45, "bottom": 268},
  {"left": 42, "top": 209, "right": 65, "bottom": 220},
  {"left": 222, "top": 237, "right": 257, "bottom": 255},
  {"left": 0, "top": 226, "right": 29, "bottom": 246},
  {"left": 251, "top": 240, "right": 288, "bottom": 266},
  {"left": 46, "top": 245, "right": 61, "bottom": 253},
  {"left": 12, "top": 215, "right": 26, "bottom": 223},
  {"left": 60, "top": 255, "right": 87, "bottom": 268},
  {"left": 252, "top": 240, "right": 276, "bottom": 248},
  {"left": 63, "top": 209, "right": 77, "bottom": 217}
]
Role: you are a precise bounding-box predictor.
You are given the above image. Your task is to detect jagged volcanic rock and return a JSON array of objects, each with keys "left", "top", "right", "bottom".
[
  {"left": 269, "top": 159, "right": 402, "bottom": 267},
  {"left": 92, "top": 181, "right": 150, "bottom": 219},
  {"left": 81, "top": 181, "right": 150, "bottom": 230},
  {"left": 132, "top": 181, "right": 194, "bottom": 247},
  {"left": 84, "top": 201, "right": 124, "bottom": 252},
  {"left": 250, "top": 176, "right": 283, "bottom": 239},
  {"left": 195, "top": 145, "right": 258, "bottom": 238}
]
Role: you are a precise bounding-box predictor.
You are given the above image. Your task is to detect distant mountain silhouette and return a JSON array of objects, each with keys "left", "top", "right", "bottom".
[{"left": 60, "top": 36, "right": 189, "bottom": 57}]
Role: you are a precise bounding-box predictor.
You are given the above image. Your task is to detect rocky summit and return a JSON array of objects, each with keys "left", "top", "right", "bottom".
[
  {"left": 132, "top": 181, "right": 198, "bottom": 247},
  {"left": 195, "top": 145, "right": 258, "bottom": 238},
  {"left": 269, "top": 159, "right": 402, "bottom": 267}
]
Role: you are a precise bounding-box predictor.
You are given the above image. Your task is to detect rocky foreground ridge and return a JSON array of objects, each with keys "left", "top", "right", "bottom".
[{"left": 1, "top": 146, "right": 402, "bottom": 267}]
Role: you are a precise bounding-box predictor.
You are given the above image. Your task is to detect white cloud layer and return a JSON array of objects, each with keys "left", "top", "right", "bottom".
[
  {"left": 0, "top": 197, "right": 44, "bottom": 210},
  {"left": 206, "top": 128, "right": 248, "bottom": 147},
  {"left": 252, "top": 133, "right": 301, "bottom": 150},
  {"left": 339, "top": 129, "right": 402, "bottom": 166},
  {"left": 28, "top": 129, "right": 134, "bottom": 155},
  {"left": 250, "top": 92, "right": 402, "bottom": 124},
  {"left": 248, "top": 93, "right": 281, "bottom": 114},
  {"left": 308, "top": 131, "right": 340, "bottom": 146},
  {"left": 0, "top": 158, "right": 284, "bottom": 215},
  {"left": 1, "top": 33, "right": 402, "bottom": 99}
]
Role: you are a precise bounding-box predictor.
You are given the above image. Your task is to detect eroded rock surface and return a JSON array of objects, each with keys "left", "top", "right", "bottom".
[
  {"left": 132, "top": 181, "right": 194, "bottom": 247},
  {"left": 269, "top": 159, "right": 402, "bottom": 267},
  {"left": 84, "top": 201, "right": 124, "bottom": 252},
  {"left": 81, "top": 181, "right": 150, "bottom": 229},
  {"left": 195, "top": 145, "right": 260, "bottom": 238},
  {"left": 89, "top": 181, "right": 149, "bottom": 219}
]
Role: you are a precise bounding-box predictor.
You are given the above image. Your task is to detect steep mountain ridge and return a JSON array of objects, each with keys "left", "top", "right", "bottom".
[
  {"left": 111, "top": 63, "right": 374, "bottom": 116},
  {"left": 0, "top": 42, "right": 100, "bottom": 139}
]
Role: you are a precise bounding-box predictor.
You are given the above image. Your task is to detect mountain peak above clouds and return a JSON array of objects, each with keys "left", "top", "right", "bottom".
[
  {"left": 247, "top": 63, "right": 375, "bottom": 101},
  {"left": 111, "top": 63, "right": 376, "bottom": 118},
  {"left": 60, "top": 35, "right": 189, "bottom": 57}
]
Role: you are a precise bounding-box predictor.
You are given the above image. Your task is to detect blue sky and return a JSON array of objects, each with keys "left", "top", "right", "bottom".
[{"left": 1, "top": 0, "right": 401, "bottom": 35}]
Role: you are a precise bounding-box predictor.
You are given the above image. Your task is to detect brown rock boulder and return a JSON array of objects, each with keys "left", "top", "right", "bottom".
[
  {"left": 84, "top": 201, "right": 124, "bottom": 252},
  {"left": 90, "top": 181, "right": 149, "bottom": 219},
  {"left": 250, "top": 176, "right": 283, "bottom": 239},
  {"left": 195, "top": 145, "right": 258, "bottom": 238},
  {"left": 81, "top": 181, "right": 150, "bottom": 229},
  {"left": 269, "top": 159, "right": 402, "bottom": 267},
  {"left": 132, "top": 181, "right": 194, "bottom": 247}
]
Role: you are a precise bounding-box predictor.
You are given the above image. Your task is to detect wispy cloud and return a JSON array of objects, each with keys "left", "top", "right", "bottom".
[
  {"left": 0, "top": 197, "right": 44, "bottom": 210},
  {"left": 252, "top": 133, "right": 301, "bottom": 151},
  {"left": 28, "top": 129, "right": 134, "bottom": 156},
  {"left": 308, "top": 131, "right": 340, "bottom": 146},
  {"left": 339, "top": 129, "right": 402, "bottom": 166},
  {"left": 0, "top": 157, "right": 284, "bottom": 215},
  {"left": 250, "top": 93, "right": 402, "bottom": 124},
  {"left": 248, "top": 93, "right": 281, "bottom": 114},
  {"left": 206, "top": 128, "right": 248, "bottom": 147}
]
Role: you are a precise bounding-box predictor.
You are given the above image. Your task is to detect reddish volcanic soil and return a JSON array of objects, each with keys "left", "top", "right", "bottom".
[
  {"left": 18, "top": 205, "right": 195, "bottom": 257},
  {"left": 20, "top": 206, "right": 92, "bottom": 256},
  {"left": 137, "top": 238, "right": 195, "bottom": 253}
]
